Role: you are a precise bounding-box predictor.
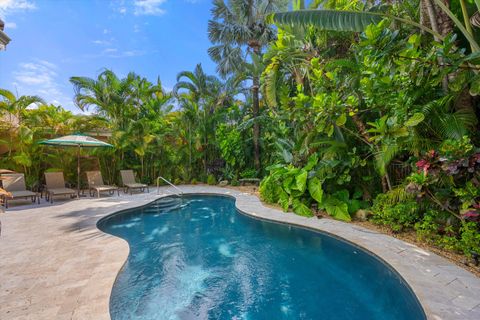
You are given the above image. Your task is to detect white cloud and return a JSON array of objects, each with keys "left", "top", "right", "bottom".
[
  {"left": 92, "top": 39, "right": 112, "bottom": 46},
  {"left": 110, "top": 0, "right": 127, "bottom": 15},
  {"left": 83, "top": 47, "right": 147, "bottom": 59},
  {"left": 103, "top": 48, "right": 118, "bottom": 54},
  {"left": 0, "top": 0, "right": 36, "bottom": 18},
  {"left": 12, "top": 59, "right": 73, "bottom": 109},
  {"left": 134, "top": 0, "right": 167, "bottom": 16},
  {"left": 4, "top": 21, "right": 16, "bottom": 28},
  {"left": 103, "top": 48, "right": 145, "bottom": 58}
]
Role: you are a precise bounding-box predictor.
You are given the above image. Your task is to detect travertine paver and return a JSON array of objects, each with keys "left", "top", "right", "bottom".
[{"left": 1, "top": 185, "right": 479, "bottom": 319}]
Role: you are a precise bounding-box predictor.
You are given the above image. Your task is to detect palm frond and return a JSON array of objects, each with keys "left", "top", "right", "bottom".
[
  {"left": 270, "top": 10, "right": 383, "bottom": 32},
  {"left": 269, "top": 9, "right": 441, "bottom": 38},
  {"left": 0, "top": 88, "right": 16, "bottom": 103}
]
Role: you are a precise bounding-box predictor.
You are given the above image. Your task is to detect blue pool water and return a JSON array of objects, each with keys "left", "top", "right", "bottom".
[{"left": 98, "top": 195, "right": 425, "bottom": 320}]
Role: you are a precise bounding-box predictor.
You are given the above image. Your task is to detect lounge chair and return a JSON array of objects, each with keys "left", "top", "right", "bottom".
[
  {"left": 120, "top": 170, "right": 149, "bottom": 194},
  {"left": 44, "top": 172, "right": 77, "bottom": 203},
  {"left": 86, "top": 171, "right": 119, "bottom": 198},
  {"left": 0, "top": 173, "right": 39, "bottom": 208}
]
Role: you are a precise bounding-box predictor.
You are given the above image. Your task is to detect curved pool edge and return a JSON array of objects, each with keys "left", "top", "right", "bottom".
[{"left": 97, "top": 185, "right": 480, "bottom": 320}]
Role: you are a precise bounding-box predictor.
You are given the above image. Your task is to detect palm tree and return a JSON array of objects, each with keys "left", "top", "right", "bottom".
[
  {"left": 0, "top": 89, "right": 45, "bottom": 167},
  {"left": 0, "top": 88, "right": 45, "bottom": 125},
  {"left": 208, "top": 0, "right": 289, "bottom": 170},
  {"left": 173, "top": 64, "right": 218, "bottom": 105},
  {"left": 70, "top": 70, "right": 136, "bottom": 130}
]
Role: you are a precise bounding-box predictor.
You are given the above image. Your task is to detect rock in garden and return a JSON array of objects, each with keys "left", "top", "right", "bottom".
[
  {"left": 354, "top": 209, "right": 371, "bottom": 222},
  {"left": 218, "top": 180, "right": 229, "bottom": 187}
]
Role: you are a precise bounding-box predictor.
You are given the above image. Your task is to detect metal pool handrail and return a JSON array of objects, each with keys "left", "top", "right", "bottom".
[{"left": 156, "top": 176, "right": 183, "bottom": 196}]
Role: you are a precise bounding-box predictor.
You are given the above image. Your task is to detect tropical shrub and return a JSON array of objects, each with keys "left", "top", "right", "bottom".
[
  {"left": 207, "top": 174, "right": 216, "bottom": 185},
  {"left": 372, "top": 196, "right": 421, "bottom": 232}
]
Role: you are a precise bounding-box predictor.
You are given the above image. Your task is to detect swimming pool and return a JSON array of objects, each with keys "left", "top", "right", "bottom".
[{"left": 98, "top": 195, "right": 426, "bottom": 320}]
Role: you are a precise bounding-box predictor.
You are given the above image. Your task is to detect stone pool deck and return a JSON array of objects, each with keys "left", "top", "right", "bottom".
[{"left": 0, "top": 185, "right": 479, "bottom": 319}]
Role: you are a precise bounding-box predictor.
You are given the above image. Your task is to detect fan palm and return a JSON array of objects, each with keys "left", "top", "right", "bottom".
[{"left": 208, "top": 0, "right": 289, "bottom": 170}]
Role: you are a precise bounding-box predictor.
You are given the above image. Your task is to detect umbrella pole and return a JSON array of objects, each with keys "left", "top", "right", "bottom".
[{"left": 77, "top": 145, "right": 80, "bottom": 198}]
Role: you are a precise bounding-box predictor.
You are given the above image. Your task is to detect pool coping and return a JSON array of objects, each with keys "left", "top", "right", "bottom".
[{"left": 1, "top": 185, "right": 479, "bottom": 319}]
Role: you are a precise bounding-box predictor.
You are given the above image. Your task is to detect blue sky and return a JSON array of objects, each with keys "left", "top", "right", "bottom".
[{"left": 0, "top": 0, "right": 217, "bottom": 113}]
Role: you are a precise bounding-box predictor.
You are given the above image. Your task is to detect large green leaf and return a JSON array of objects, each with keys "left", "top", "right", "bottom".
[
  {"left": 282, "top": 176, "right": 295, "bottom": 194},
  {"left": 404, "top": 113, "right": 425, "bottom": 127},
  {"left": 278, "top": 189, "right": 290, "bottom": 212},
  {"left": 271, "top": 10, "right": 383, "bottom": 32},
  {"left": 336, "top": 113, "right": 347, "bottom": 126},
  {"left": 13, "top": 152, "right": 32, "bottom": 167},
  {"left": 347, "top": 199, "right": 362, "bottom": 215},
  {"left": 333, "top": 190, "right": 349, "bottom": 202},
  {"left": 322, "top": 196, "right": 351, "bottom": 221},
  {"left": 269, "top": 10, "right": 441, "bottom": 39},
  {"left": 303, "top": 153, "right": 318, "bottom": 171},
  {"left": 292, "top": 199, "right": 314, "bottom": 217},
  {"left": 308, "top": 177, "right": 323, "bottom": 203},
  {"left": 470, "top": 75, "right": 480, "bottom": 96},
  {"left": 294, "top": 170, "right": 308, "bottom": 193}
]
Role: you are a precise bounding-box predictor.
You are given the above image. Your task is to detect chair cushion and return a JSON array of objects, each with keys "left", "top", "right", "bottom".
[
  {"left": 92, "top": 185, "right": 117, "bottom": 192},
  {"left": 8, "top": 190, "right": 36, "bottom": 198},
  {"left": 125, "top": 183, "right": 147, "bottom": 188},
  {"left": 48, "top": 188, "right": 76, "bottom": 195}
]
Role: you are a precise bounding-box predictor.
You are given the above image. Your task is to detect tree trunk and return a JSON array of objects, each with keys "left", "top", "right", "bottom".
[
  {"left": 350, "top": 111, "right": 371, "bottom": 144},
  {"left": 423, "top": 0, "right": 450, "bottom": 92},
  {"left": 204, "top": 109, "right": 208, "bottom": 176},
  {"left": 436, "top": 0, "right": 453, "bottom": 36},
  {"left": 251, "top": 44, "right": 261, "bottom": 172},
  {"left": 188, "top": 124, "right": 192, "bottom": 180},
  {"left": 350, "top": 110, "right": 392, "bottom": 192},
  {"left": 252, "top": 74, "right": 261, "bottom": 171}
]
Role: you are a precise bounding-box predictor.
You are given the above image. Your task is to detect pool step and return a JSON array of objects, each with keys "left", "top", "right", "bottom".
[{"left": 149, "top": 197, "right": 188, "bottom": 212}]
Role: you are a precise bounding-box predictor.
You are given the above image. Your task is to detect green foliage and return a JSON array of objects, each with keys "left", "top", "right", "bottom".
[
  {"left": 270, "top": 10, "right": 384, "bottom": 32},
  {"left": 321, "top": 195, "right": 350, "bottom": 221},
  {"left": 307, "top": 177, "right": 323, "bottom": 203},
  {"left": 292, "top": 198, "right": 314, "bottom": 217},
  {"left": 459, "top": 222, "right": 480, "bottom": 258},
  {"left": 415, "top": 211, "right": 480, "bottom": 258},
  {"left": 216, "top": 124, "right": 245, "bottom": 169},
  {"left": 240, "top": 168, "right": 258, "bottom": 179},
  {"left": 260, "top": 160, "right": 318, "bottom": 217},
  {"left": 230, "top": 177, "right": 240, "bottom": 186},
  {"left": 207, "top": 174, "right": 216, "bottom": 185},
  {"left": 372, "top": 194, "right": 421, "bottom": 232}
]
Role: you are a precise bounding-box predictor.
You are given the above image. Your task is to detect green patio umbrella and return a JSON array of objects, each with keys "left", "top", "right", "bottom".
[{"left": 39, "top": 134, "right": 113, "bottom": 197}]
